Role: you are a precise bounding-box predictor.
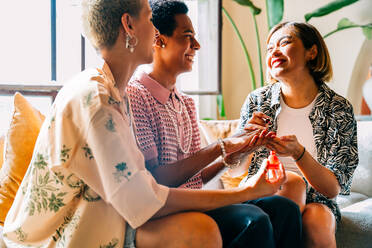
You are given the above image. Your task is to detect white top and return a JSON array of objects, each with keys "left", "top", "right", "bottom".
[
  {"left": 276, "top": 94, "right": 318, "bottom": 175},
  {"left": 3, "top": 63, "right": 169, "bottom": 247},
  {"left": 363, "top": 77, "right": 372, "bottom": 110}
]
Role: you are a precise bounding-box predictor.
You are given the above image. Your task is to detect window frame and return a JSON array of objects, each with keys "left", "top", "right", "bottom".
[{"left": 0, "top": 0, "right": 222, "bottom": 100}]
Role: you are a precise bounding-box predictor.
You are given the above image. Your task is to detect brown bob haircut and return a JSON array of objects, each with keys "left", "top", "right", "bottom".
[{"left": 266, "top": 22, "right": 333, "bottom": 85}]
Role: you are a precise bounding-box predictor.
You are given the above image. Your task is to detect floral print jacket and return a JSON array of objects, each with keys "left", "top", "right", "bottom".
[{"left": 239, "top": 82, "right": 358, "bottom": 222}]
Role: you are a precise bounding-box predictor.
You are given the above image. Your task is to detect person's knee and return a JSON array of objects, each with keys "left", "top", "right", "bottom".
[
  {"left": 185, "top": 212, "right": 222, "bottom": 247},
  {"left": 137, "top": 212, "right": 222, "bottom": 248},
  {"left": 249, "top": 210, "right": 272, "bottom": 234},
  {"left": 271, "top": 195, "right": 301, "bottom": 217},
  {"left": 279, "top": 172, "right": 307, "bottom": 212},
  {"left": 303, "top": 204, "right": 336, "bottom": 248}
]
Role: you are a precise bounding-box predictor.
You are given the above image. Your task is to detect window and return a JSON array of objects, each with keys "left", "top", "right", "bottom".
[
  {"left": 180, "top": 0, "right": 222, "bottom": 119},
  {"left": 0, "top": 0, "right": 221, "bottom": 134}
]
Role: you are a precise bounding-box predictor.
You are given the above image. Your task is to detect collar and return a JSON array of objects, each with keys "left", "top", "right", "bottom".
[
  {"left": 138, "top": 71, "right": 182, "bottom": 104},
  {"left": 270, "top": 82, "right": 282, "bottom": 108},
  {"left": 97, "top": 62, "right": 122, "bottom": 103}
]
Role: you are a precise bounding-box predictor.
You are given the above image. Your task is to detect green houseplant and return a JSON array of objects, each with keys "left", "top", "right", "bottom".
[
  {"left": 217, "top": 0, "right": 283, "bottom": 118},
  {"left": 304, "top": 0, "right": 372, "bottom": 40}
]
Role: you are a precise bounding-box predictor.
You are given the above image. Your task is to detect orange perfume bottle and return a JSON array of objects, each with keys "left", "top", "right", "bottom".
[{"left": 266, "top": 151, "right": 281, "bottom": 183}]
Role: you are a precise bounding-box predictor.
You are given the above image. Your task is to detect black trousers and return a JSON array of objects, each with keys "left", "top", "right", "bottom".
[{"left": 205, "top": 195, "right": 302, "bottom": 248}]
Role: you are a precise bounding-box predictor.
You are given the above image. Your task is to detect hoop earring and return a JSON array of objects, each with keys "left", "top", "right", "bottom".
[{"left": 126, "top": 34, "right": 138, "bottom": 53}]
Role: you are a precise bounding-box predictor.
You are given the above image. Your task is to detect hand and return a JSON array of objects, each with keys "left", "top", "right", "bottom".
[
  {"left": 244, "top": 112, "right": 272, "bottom": 131},
  {"left": 223, "top": 129, "right": 276, "bottom": 155},
  {"left": 266, "top": 135, "right": 303, "bottom": 160},
  {"left": 242, "top": 159, "right": 286, "bottom": 197}
]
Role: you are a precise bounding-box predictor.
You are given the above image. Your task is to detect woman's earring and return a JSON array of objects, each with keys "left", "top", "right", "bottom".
[
  {"left": 126, "top": 34, "right": 138, "bottom": 53},
  {"left": 161, "top": 44, "right": 165, "bottom": 48}
]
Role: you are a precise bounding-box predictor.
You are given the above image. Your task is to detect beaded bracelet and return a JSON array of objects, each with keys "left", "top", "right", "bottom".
[
  {"left": 294, "top": 147, "right": 306, "bottom": 162},
  {"left": 217, "top": 138, "right": 241, "bottom": 169}
]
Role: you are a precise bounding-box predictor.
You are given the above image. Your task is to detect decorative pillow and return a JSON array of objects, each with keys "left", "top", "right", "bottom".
[
  {"left": 220, "top": 170, "right": 248, "bottom": 189},
  {"left": 198, "top": 119, "right": 239, "bottom": 146},
  {"left": 0, "top": 93, "right": 45, "bottom": 225}
]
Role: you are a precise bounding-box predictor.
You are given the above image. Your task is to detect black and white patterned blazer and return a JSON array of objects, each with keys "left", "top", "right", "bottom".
[{"left": 239, "top": 82, "right": 358, "bottom": 222}]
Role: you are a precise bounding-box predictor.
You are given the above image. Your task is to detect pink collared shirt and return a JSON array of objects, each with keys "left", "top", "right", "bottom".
[{"left": 127, "top": 72, "right": 202, "bottom": 189}]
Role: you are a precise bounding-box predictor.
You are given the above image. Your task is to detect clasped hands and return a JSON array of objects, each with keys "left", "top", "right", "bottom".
[{"left": 223, "top": 112, "right": 304, "bottom": 164}]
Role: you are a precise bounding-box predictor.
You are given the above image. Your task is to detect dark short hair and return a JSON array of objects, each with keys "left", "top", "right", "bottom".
[
  {"left": 267, "top": 22, "right": 333, "bottom": 84},
  {"left": 149, "top": 0, "right": 188, "bottom": 36},
  {"left": 82, "top": 0, "right": 142, "bottom": 49}
]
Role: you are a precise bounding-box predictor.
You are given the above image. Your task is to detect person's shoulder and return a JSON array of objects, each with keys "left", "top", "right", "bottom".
[
  {"left": 127, "top": 78, "right": 146, "bottom": 91},
  {"left": 61, "top": 68, "right": 131, "bottom": 113},
  {"left": 179, "top": 92, "right": 195, "bottom": 103},
  {"left": 319, "top": 84, "right": 355, "bottom": 120},
  {"left": 127, "top": 77, "right": 152, "bottom": 100},
  {"left": 321, "top": 84, "right": 352, "bottom": 109},
  {"left": 244, "top": 83, "right": 278, "bottom": 107},
  {"left": 57, "top": 69, "right": 101, "bottom": 104}
]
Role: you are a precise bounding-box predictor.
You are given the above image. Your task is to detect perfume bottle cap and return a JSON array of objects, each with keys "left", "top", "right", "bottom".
[{"left": 268, "top": 151, "right": 279, "bottom": 166}]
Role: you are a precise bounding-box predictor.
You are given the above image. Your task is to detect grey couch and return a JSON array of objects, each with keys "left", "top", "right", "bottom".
[
  {"left": 1, "top": 120, "right": 371, "bottom": 248},
  {"left": 200, "top": 119, "right": 372, "bottom": 248}
]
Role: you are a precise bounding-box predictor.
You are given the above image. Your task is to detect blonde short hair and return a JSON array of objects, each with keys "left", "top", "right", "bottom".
[
  {"left": 81, "top": 0, "right": 141, "bottom": 50},
  {"left": 266, "top": 22, "right": 333, "bottom": 84}
]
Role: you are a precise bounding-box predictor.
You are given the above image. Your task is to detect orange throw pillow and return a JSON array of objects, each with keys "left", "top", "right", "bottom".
[
  {"left": 220, "top": 170, "right": 248, "bottom": 189},
  {"left": 0, "top": 93, "right": 45, "bottom": 225}
]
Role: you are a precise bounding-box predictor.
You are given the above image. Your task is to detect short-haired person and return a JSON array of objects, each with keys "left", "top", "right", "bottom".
[
  {"left": 3, "top": 0, "right": 287, "bottom": 247},
  {"left": 127, "top": 1, "right": 302, "bottom": 247},
  {"left": 239, "top": 22, "right": 358, "bottom": 247}
]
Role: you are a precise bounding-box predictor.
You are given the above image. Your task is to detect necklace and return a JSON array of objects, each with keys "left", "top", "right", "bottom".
[
  {"left": 164, "top": 99, "right": 192, "bottom": 154},
  {"left": 165, "top": 100, "right": 182, "bottom": 114},
  {"left": 123, "top": 94, "right": 132, "bottom": 127}
]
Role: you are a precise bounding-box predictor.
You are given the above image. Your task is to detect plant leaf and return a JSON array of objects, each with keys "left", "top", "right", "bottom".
[
  {"left": 337, "top": 17, "right": 356, "bottom": 28},
  {"left": 217, "top": 95, "right": 226, "bottom": 118},
  {"left": 304, "top": 0, "right": 359, "bottom": 22},
  {"left": 233, "top": 0, "right": 261, "bottom": 15},
  {"left": 266, "top": 0, "right": 284, "bottom": 30},
  {"left": 362, "top": 26, "right": 372, "bottom": 40}
]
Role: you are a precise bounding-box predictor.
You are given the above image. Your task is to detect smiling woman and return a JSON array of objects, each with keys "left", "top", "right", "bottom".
[{"left": 239, "top": 21, "right": 358, "bottom": 248}]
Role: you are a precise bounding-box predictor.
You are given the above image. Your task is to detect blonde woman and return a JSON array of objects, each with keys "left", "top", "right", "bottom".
[{"left": 3, "top": 1, "right": 286, "bottom": 247}]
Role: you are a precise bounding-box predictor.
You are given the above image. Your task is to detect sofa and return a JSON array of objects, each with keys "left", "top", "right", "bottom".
[
  {"left": 0, "top": 93, "right": 371, "bottom": 247},
  {"left": 199, "top": 118, "right": 372, "bottom": 248}
]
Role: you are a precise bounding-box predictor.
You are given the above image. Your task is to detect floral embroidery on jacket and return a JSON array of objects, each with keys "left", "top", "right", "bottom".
[
  {"left": 239, "top": 82, "right": 358, "bottom": 222},
  {"left": 113, "top": 162, "right": 132, "bottom": 183}
]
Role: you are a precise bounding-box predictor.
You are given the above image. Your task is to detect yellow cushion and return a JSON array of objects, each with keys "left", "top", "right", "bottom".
[
  {"left": 0, "top": 93, "right": 45, "bottom": 225},
  {"left": 220, "top": 170, "right": 248, "bottom": 189}
]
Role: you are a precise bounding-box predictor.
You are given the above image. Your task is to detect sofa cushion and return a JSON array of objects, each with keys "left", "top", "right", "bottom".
[
  {"left": 220, "top": 170, "right": 248, "bottom": 189},
  {"left": 350, "top": 121, "right": 372, "bottom": 197},
  {"left": 336, "top": 192, "right": 369, "bottom": 209},
  {"left": 0, "top": 93, "right": 45, "bottom": 225},
  {"left": 198, "top": 120, "right": 239, "bottom": 146},
  {"left": 336, "top": 198, "right": 372, "bottom": 248}
]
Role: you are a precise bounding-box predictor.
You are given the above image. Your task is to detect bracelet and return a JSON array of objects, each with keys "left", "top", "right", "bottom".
[
  {"left": 217, "top": 138, "right": 241, "bottom": 169},
  {"left": 294, "top": 146, "right": 306, "bottom": 162}
]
